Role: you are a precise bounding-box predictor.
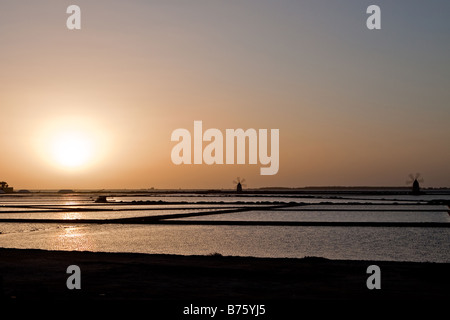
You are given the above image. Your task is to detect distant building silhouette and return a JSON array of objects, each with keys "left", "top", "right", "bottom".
[
  {"left": 412, "top": 179, "right": 421, "bottom": 195},
  {"left": 0, "top": 181, "right": 14, "bottom": 193},
  {"left": 406, "top": 173, "right": 423, "bottom": 195},
  {"left": 233, "top": 177, "right": 246, "bottom": 193}
]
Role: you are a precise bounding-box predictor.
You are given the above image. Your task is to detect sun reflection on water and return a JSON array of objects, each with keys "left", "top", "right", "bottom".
[
  {"left": 62, "top": 226, "right": 82, "bottom": 237},
  {"left": 57, "top": 225, "right": 95, "bottom": 251},
  {"left": 62, "top": 212, "right": 82, "bottom": 220}
]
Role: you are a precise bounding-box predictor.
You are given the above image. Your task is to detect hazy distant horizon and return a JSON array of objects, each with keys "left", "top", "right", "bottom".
[{"left": 5, "top": 185, "right": 450, "bottom": 193}]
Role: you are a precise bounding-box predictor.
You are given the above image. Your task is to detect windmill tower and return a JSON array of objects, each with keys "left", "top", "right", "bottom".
[
  {"left": 406, "top": 173, "right": 424, "bottom": 195},
  {"left": 233, "top": 177, "right": 246, "bottom": 193}
]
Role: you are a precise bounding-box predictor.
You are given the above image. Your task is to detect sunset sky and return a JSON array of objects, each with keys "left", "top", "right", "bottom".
[{"left": 1, "top": 0, "right": 449, "bottom": 190}]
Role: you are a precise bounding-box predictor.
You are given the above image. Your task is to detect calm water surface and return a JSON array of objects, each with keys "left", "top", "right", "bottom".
[{"left": 1, "top": 192, "right": 449, "bottom": 262}]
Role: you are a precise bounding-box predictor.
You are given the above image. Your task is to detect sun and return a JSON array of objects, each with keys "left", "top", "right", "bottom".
[
  {"left": 34, "top": 117, "right": 108, "bottom": 171},
  {"left": 50, "top": 131, "right": 94, "bottom": 168}
]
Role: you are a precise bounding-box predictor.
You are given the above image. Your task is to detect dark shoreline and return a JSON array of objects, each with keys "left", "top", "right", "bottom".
[{"left": 0, "top": 248, "right": 448, "bottom": 301}]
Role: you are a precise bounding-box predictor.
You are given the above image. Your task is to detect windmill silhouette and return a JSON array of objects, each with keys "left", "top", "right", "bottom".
[
  {"left": 406, "top": 173, "right": 424, "bottom": 195},
  {"left": 233, "top": 177, "right": 246, "bottom": 193}
]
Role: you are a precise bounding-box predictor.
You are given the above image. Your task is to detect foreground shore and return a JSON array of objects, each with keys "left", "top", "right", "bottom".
[{"left": 0, "top": 248, "right": 448, "bottom": 301}]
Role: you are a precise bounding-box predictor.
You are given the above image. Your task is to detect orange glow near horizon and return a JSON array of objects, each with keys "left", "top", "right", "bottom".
[{"left": 1, "top": 1, "right": 449, "bottom": 189}]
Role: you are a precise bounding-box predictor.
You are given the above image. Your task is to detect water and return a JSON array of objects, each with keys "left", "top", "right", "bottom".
[
  {"left": 0, "top": 208, "right": 229, "bottom": 220},
  {"left": 1, "top": 191, "right": 449, "bottom": 262},
  {"left": 180, "top": 208, "right": 450, "bottom": 223}
]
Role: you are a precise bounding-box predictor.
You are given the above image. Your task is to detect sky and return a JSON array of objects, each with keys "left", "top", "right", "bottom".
[{"left": 1, "top": 0, "right": 449, "bottom": 190}]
